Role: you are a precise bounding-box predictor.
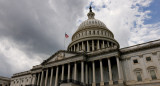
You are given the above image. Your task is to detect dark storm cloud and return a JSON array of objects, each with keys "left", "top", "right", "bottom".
[
  {"left": 0, "top": 0, "right": 88, "bottom": 77},
  {"left": 0, "top": 0, "right": 87, "bottom": 55}
]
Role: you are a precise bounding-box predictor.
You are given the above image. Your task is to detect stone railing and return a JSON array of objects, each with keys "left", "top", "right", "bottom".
[
  {"left": 26, "top": 85, "right": 38, "bottom": 86},
  {"left": 59, "top": 80, "right": 118, "bottom": 86},
  {"left": 59, "top": 79, "right": 85, "bottom": 86}
]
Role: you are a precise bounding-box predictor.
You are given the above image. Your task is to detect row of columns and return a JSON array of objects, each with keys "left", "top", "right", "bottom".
[
  {"left": 70, "top": 40, "right": 115, "bottom": 52},
  {"left": 92, "top": 57, "right": 122, "bottom": 85},
  {"left": 34, "top": 57, "right": 122, "bottom": 86}
]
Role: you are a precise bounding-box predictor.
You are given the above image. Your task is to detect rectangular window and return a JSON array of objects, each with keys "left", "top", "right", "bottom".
[
  {"left": 136, "top": 72, "right": 142, "bottom": 81},
  {"left": 146, "top": 57, "right": 151, "bottom": 61},
  {"left": 133, "top": 59, "right": 138, "bottom": 64},
  {"left": 150, "top": 70, "right": 157, "bottom": 80}
]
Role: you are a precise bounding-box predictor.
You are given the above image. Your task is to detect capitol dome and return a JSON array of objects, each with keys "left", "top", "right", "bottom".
[{"left": 68, "top": 6, "right": 119, "bottom": 53}]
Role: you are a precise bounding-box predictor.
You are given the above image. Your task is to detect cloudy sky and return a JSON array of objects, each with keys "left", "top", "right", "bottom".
[{"left": 0, "top": 0, "right": 160, "bottom": 77}]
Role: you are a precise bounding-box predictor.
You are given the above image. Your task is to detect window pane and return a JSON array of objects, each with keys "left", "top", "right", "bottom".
[
  {"left": 150, "top": 70, "right": 157, "bottom": 80},
  {"left": 136, "top": 72, "right": 142, "bottom": 81},
  {"left": 133, "top": 59, "right": 138, "bottom": 64},
  {"left": 146, "top": 57, "right": 151, "bottom": 61}
]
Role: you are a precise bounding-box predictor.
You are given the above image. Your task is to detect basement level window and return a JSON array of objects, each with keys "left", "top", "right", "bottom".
[
  {"left": 133, "top": 59, "right": 138, "bottom": 64},
  {"left": 146, "top": 57, "right": 151, "bottom": 61}
]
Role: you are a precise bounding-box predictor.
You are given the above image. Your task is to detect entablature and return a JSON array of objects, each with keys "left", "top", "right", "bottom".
[
  {"left": 121, "top": 47, "right": 160, "bottom": 60},
  {"left": 87, "top": 50, "right": 119, "bottom": 61}
]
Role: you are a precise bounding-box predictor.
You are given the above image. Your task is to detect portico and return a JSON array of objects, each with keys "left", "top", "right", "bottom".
[{"left": 31, "top": 50, "right": 123, "bottom": 86}]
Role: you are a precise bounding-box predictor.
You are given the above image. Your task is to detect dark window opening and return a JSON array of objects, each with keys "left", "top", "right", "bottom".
[
  {"left": 150, "top": 70, "right": 157, "bottom": 80},
  {"left": 146, "top": 57, "right": 151, "bottom": 61},
  {"left": 133, "top": 59, "right": 138, "bottom": 64},
  {"left": 89, "top": 31, "right": 91, "bottom": 35},
  {"left": 136, "top": 72, "right": 142, "bottom": 81},
  {"left": 93, "top": 31, "right": 95, "bottom": 34}
]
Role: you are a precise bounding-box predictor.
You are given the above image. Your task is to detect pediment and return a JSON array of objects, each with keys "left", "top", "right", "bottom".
[{"left": 41, "top": 50, "right": 77, "bottom": 65}]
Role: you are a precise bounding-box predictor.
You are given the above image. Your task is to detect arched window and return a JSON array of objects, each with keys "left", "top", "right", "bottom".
[
  {"left": 147, "top": 66, "right": 157, "bottom": 80},
  {"left": 134, "top": 68, "right": 143, "bottom": 82}
]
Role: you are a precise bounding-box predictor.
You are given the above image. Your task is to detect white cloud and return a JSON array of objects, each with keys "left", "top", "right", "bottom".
[
  {"left": 0, "top": 0, "right": 160, "bottom": 77},
  {"left": 77, "top": 0, "right": 159, "bottom": 48},
  {"left": 129, "top": 22, "right": 160, "bottom": 45},
  {"left": 0, "top": 38, "right": 42, "bottom": 77}
]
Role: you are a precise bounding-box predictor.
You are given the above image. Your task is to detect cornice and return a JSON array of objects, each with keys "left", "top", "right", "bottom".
[
  {"left": 87, "top": 49, "right": 119, "bottom": 61},
  {"left": 120, "top": 39, "right": 160, "bottom": 54},
  {"left": 43, "top": 55, "right": 85, "bottom": 68},
  {"left": 0, "top": 76, "right": 10, "bottom": 81},
  {"left": 12, "top": 71, "right": 31, "bottom": 78},
  {"left": 41, "top": 50, "right": 82, "bottom": 65}
]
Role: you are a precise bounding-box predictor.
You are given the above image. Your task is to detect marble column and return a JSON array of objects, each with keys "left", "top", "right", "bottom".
[
  {"left": 68, "top": 63, "right": 71, "bottom": 81},
  {"left": 81, "top": 61, "right": 84, "bottom": 83},
  {"left": 97, "top": 40, "right": 100, "bottom": 50},
  {"left": 61, "top": 65, "right": 64, "bottom": 80},
  {"left": 85, "top": 63, "right": 88, "bottom": 84},
  {"left": 45, "top": 69, "right": 48, "bottom": 86},
  {"left": 92, "top": 61, "right": 96, "bottom": 86},
  {"left": 100, "top": 60, "right": 104, "bottom": 86},
  {"left": 92, "top": 40, "right": 94, "bottom": 51},
  {"left": 111, "top": 43, "right": 114, "bottom": 47},
  {"left": 87, "top": 41, "right": 90, "bottom": 52},
  {"left": 50, "top": 67, "right": 53, "bottom": 86},
  {"left": 116, "top": 57, "right": 123, "bottom": 83},
  {"left": 55, "top": 67, "right": 59, "bottom": 86},
  {"left": 102, "top": 41, "right": 105, "bottom": 48},
  {"left": 107, "top": 42, "right": 110, "bottom": 47},
  {"left": 37, "top": 73, "right": 40, "bottom": 85},
  {"left": 74, "top": 45, "right": 76, "bottom": 52},
  {"left": 40, "top": 71, "right": 44, "bottom": 86},
  {"left": 74, "top": 62, "right": 77, "bottom": 80},
  {"left": 82, "top": 41, "right": 85, "bottom": 51},
  {"left": 32, "top": 74, "right": 36, "bottom": 85},
  {"left": 71, "top": 47, "right": 72, "bottom": 51},
  {"left": 108, "top": 58, "right": 113, "bottom": 85}
]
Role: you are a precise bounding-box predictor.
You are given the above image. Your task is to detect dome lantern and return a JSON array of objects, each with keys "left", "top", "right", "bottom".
[{"left": 87, "top": 6, "right": 95, "bottom": 19}]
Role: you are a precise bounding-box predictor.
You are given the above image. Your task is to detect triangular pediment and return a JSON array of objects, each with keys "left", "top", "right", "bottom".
[{"left": 41, "top": 50, "right": 78, "bottom": 65}]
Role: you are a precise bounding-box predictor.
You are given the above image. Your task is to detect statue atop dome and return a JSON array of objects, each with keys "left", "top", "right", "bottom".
[
  {"left": 89, "top": 5, "right": 92, "bottom": 12},
  {"left": 87, "top": 5, "right": 95, "bottom": 19}
]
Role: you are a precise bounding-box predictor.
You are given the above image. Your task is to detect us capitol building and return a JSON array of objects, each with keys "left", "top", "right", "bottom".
[{"left": 7, "top": 6, "right": 160, "bottom": 86}]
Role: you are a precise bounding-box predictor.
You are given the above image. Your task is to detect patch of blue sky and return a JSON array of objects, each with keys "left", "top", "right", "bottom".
[
  {"left": 102, "top": 4, "right": 106, "bottom": 8},
  {"left": 86, "top": 2, "right": 106, "bottom": 12},
  {"left": 142, "top": 0, "right": 160, "bottom": 24}
]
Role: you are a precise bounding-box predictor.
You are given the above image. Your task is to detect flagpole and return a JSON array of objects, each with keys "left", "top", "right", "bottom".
[
  {"left": 64, "top": 32, "right": 65, "bottom": 58},
  {"left": 64, "top": 32, "right": 65, "bottom": 50}
]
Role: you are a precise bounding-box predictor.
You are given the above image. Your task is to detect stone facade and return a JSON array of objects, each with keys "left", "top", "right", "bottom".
[
  {"left": 10, "top": 6, "right": 160, "bottom": 86},
  {"left": 0, "top": 76, "right": 10, "bottom": 86}
]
